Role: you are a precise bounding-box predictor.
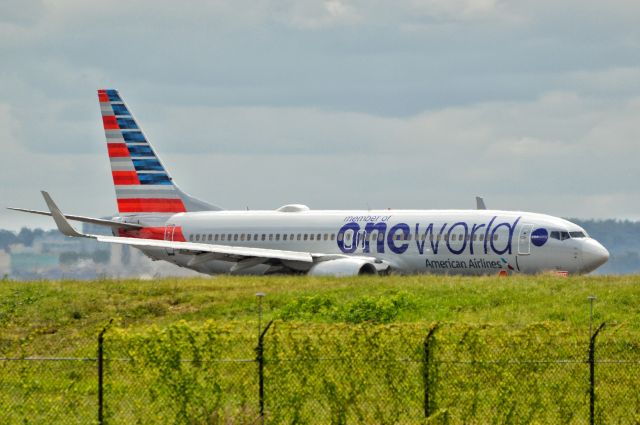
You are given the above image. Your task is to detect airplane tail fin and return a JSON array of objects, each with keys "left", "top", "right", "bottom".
[{"left": 98, "top": 89, "right": 222, "bottom": 215}]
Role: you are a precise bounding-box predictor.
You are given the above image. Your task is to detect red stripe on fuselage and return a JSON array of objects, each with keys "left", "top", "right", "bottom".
[
  {"left": 107, "top": 143, "right": 130, "bottom": 157},
  {"left": 117, "top": 198, "right": 187, "bottom": 213},
  {"left": 118, "top": 226, "right": 186, "bottom": 242},
  {"left": 102, "top": 115, "right": 119, "bottom": 130},
  {"left": 112, "top": 171, "right": 140, "bottom": 185}
]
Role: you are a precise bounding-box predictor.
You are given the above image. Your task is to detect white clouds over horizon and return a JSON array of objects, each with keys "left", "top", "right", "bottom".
[{"left": 1, "top": 0, "right": 639, "bottom": 230}]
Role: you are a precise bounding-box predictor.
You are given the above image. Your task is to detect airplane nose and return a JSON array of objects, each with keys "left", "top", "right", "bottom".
[{"left": 582, "top": 240, "right": 609, "bottom": 273}]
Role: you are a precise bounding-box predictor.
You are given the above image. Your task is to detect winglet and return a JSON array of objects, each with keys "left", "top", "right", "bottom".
[
  {"left": 41, "top": 191, "right": 87, "bottom": 238},
  {"left": 476, "top": 196, "right": 487, "bottom": 210}
]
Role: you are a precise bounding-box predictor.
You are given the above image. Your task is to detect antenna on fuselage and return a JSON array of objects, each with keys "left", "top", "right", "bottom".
[{"left": 476, "top": 196, "right": 487, "bottom": 210}]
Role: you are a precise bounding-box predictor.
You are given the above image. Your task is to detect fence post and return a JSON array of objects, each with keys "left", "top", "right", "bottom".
[
  {"left": 257, "top": 320, "right": 274, "bottom": 423},
  {"left": 589, "top": 322, "right": 605, "bottom": 425},
  {"left": 423, "top": 324, "right": 439, "bottom": 418},
  {"left": 98, "top": 319, "right": 113, "bottom": 425}
]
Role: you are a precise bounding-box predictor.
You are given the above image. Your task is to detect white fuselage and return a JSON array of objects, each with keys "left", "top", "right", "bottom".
[{"left": 133, "top": 208, "right": 609, "bottom": 276}]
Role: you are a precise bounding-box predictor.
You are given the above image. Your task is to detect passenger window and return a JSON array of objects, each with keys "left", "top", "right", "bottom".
[
  {"left": 324, "top": 233, "right": 329, "bottom": 241},
  {"left": 228, "top": 234, "right": 232, "bottom": 241},
  {"left": 221, "top": 234, "right": 225, "bottom": 241},
  {"left": 304, "top": 234, "right": 308, "bottom": 241},
  {"left": 317, "top": 233, "right": 321, "bottom": 240},
  {"left": 269, "top": 234, "right": 273, "bottom": 241},
  {"left": 283, "top": 234, "right": 287, "bottom": 241},
  {"left": 337, "top": 233, "right": 343, "bottom": 242},
  {"left": 240, "top": 234, "right": 245, "bottom": 241},
  {"left": 331, "top": 234, "right": 336, "bottom": 241},
  {"left": 254, "top": 234, "right": 258, "bottom": 241},
  {"left": 310, "top": 234, "right": 314, "bottom": 241},
  {"left": 276, "top": 234, "right": 280, "bottom": 241},
  {"left": 297, "top": 234, "right": 302, "bottom": 241},
  {"left": 195, "top": 234, "right": 200, "bottom": 241},
  {"left": 493, "top": 234, "right": 498, "bottom": 241},
  {"left": 261, "top": 234, "right": 266, "bottom": 241},
  {"left": 234, "top": 234, "right": 238, "bottom": 241},
  {"left": 290, "top": 234, "right": 294, "bottom": 240},
  {"left": 207, "top": 234, "right": 212, "bottom": 241},
  {"left": 479, "top": 234, "right": 484, "bottom": 241},
  {"left": 189, "top": 235, "right": 194, "bottom": 241}
]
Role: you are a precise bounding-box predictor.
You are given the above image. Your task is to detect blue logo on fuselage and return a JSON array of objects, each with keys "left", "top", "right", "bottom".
[{"left": 531, "top": 228, "right": 548, "bottom": 247}]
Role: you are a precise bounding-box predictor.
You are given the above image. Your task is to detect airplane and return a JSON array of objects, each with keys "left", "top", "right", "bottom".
[{"left": 9, "top": 89, "right": 609, "bottom": 276}]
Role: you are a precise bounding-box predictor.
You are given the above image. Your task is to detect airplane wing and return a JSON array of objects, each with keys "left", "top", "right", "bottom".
[
  {"left": 33, "top": 191, "right": 375, "bottom": 270},
  {"left": 96, "top": 234, "right": 313, "bottom": 263}
]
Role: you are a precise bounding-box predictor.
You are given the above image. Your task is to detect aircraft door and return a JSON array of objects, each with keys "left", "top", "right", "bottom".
[
  {"left": 164, "top": 224, "right": 176, "bottom": 256},
  {"left": 518, "top": 224, "right": 534, "bottom": 255}
]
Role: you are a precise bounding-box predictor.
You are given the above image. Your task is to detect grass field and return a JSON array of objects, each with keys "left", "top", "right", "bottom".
[
  {"left": 1, "top": 274, "right": 639, "bottom": 356},
  {"left": 2, "top": 274, "right": 640, "bottom": 424}
]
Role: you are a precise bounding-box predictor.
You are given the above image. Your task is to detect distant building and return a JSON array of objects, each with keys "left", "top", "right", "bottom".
[
  {"left": 0, "top": 251, "right": 10, "bottom": 277},
  {"left": 4, "top": 223, "right": 204, "bottom": 280}
]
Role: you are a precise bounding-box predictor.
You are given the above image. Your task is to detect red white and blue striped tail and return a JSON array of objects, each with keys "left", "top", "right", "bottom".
[{"left": 98, "top": 89, "right": 221, "bottom": 215}]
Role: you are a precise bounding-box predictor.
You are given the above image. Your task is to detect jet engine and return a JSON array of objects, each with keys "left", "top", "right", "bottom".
[{"left": 307, "top": 258, "right": 378, "bottom": 276}]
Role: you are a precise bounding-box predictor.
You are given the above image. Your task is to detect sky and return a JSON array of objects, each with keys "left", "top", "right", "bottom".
[{"left": 1, "top": 0, "right": 640, "bottom": 231}]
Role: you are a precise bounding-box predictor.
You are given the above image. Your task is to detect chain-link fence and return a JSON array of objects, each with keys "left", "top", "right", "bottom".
[
  {"left": 0, "top": 357, "right": 96, "bottom": 424},
  {"left": 2, "top": 321, "right": 640, "bottom": 424}
]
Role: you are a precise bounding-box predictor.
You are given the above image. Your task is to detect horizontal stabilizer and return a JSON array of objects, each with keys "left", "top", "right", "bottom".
[{"left": 7, "top": 208, "right": 142, "bottom": 230}]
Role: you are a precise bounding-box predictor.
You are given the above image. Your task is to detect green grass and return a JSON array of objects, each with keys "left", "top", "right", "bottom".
[
  {"left": 1, "top": 274, "right": 639, "bottom": 356},
  {"left": 2, "top": 275, "right": 640, "bottom": 424}
]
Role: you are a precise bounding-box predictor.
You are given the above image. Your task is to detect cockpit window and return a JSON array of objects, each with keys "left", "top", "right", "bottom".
[
  {"left": 550, "top": 231, "right": 571, "bottom": 240},
  {"left": 569, "top": 231, "right": 586, "bottom": 238}
]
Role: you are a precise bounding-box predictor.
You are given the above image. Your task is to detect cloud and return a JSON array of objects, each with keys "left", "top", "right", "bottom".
[
  {"left": 1, "top": 0, "right": 640, "bottom": 230},
  {"left": 91, "top": 90, "right": 638, "bottom": 219}
]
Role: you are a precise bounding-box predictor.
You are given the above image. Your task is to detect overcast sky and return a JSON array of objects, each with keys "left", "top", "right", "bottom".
[{"left": 1, "top": 0, "right": 640, "bottom": 231}]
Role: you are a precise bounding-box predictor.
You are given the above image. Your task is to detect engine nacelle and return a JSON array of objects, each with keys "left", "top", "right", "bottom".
[{"left": 307, "top": 258, "right": 378, "bottom": 277}]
